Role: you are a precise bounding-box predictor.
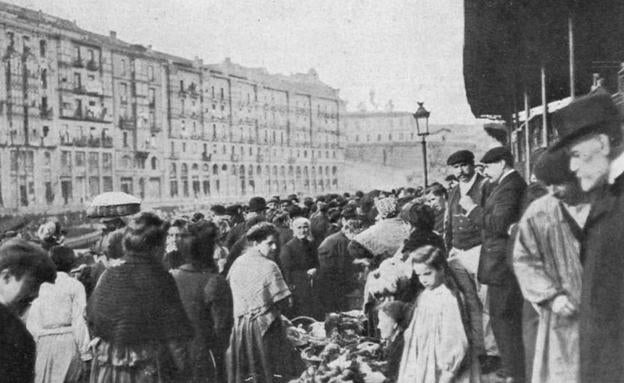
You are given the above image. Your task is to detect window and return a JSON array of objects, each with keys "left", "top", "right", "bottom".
[
  {"left": 74, "top": 46, "right": 81, "bottom": 60},
  {"left": 148, "top": 88, "right": 156, "bottom": 106},
  {"left": 74, "top": 73, "right": 81, "bottom": 89},
  {"left": 61, "top": 179, "right": 72, "bottom": 205},
  {"left": 39, "top": 40, "right": 46, "bottom": 57},
  {"left": 220, "top": 88, "right": 224, "bottom": 100},
  {"left": 75, "top": 151, "right": 85, "bottom": 167},
  {"left": 41, "top": 69, "right": 47, "bottom": 89},
  {"left": 120, "top": 83, "right": 128, "bottom": 103},
  {"left": 88, "top": 152, "right": 99, "bottom": 173},
  {"left": 103, "top": 176, "right": 113, "bottom": 192},
  {"left": 88, "top": 49, "right": 94, "bottom": 62},
  {"left": 147, "top": 65, "right": 154, "bottom": 81},
  {"left": 121, "top": 59, "right": 126, "bottom": 76},
  {"left": 89, "top": 176, "right": 100, "bottom": 197},
  {"left": 102, "top": 153, "right": 112, "bottom": 171},
  {"left": 123, "top": 132, "right": 128, "bottom": 147},
  {"left": 179, "top": 80, "right": 184, "bottom": 92},
  {"left": 120, "top": 177, "right": 133, "bottom": 194}
]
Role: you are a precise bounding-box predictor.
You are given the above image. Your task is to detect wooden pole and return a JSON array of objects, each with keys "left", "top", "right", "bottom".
[
  {"left": 569, "top": 14, "right": 575, "bottom": 99},
  {"left": 524, "top": 90, "right": 531, "bottom": 178},
  {"left": 541, "top": 65, "right": 548, "bottom": 145}
]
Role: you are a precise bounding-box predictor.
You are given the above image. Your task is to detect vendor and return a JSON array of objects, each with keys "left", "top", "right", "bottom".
[{"left": 377, "top": 301, "right": 409, "bottom": 383}]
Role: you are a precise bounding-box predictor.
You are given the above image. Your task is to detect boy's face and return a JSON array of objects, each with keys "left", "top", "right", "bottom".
[{"left": 0, "top": 270, "right": 39, "bottom": 311}]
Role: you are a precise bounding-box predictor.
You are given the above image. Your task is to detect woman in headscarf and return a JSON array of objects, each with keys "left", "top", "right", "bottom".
[
  {"left": 279, "top": 217, "right": 321, "bottom": 319},
  {"left": 348, "top": 196, "right": 409, "bottom": 270},
  {"left": 170, "top": 220, "right": 233, "bottom": 383},
  {"left": 227, "top": 222, "right": 304, "bottom": 383},
  {"left": 27, "top": 246, "right": 91, "bottom": 383},
  {"left": 87, "top": 212, "right": 193, "bottom": 383}
]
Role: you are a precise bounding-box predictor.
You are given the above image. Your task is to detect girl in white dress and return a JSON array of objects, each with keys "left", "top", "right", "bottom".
[{"left": 397, "top": 245, "right": 480, "bottom": 383}]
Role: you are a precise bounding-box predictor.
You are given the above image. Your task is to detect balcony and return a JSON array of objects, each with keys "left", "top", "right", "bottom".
[
  {"left": 102, "top": 135, "right": 113, "bottom": 148},
  {"left": 230, "top": 154, "right": 240, "bottom": 162},
  {"left": 170, "top": 152, "right": 179, "bottom": 159},
  {"left": 88, "top": 136, "right": 101, "bottom": 148},
  {"left": 119, "top": 116, "right": 135, "bottom": 130},
  {"left": 74, "top": 136, "right": 87, "bottom": 147},
  {"left": 73, "top": 58, "right": 84, "bottom": 68},
  {"left": 73, "top": 86, "right": 87, "bottom": 95},
  {"left": 150, "top": 123, "right": 161, "bottom": 133},
  {"left": 86, "top": 59, "right": 99, "bottom": 71},
  {"left": 60, "top": 135, "right": 73, "bottom": 146},
  {"left": 202, "top": 152, "right": 212, "bottom": 162}
]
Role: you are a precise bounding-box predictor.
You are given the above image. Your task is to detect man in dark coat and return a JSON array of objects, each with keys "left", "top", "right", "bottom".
[
  {"left": 461, "top": 146, "right": 527, "bottom": 382},
  {"left": 445, "top": 149, "right": 498, "bottom": 372},
  {"left": 310, "top": 201, "right": 331, "bottom": 249},
  {"left": 317, "top": 207, "right": 363, "bottom": 315},
  {"left": 549, "top": 92, "right": 624, "bottom": 382}
]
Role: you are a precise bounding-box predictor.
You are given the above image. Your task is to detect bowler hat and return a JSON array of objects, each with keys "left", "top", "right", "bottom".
[
  {"left": 551, "top": 92, "right": 621, "bottom": 150},
  {"left": 481, "top": 146, "right": 514, "bottom": 165},
  {"left": 447, "top": 150, "right": 475, "bottom": 166},
  {"left": 210, "top": 204, "right": 226, "bottom": 216},
  {"left": 248, "top": 196, "right": 267, "bottom": 212}
]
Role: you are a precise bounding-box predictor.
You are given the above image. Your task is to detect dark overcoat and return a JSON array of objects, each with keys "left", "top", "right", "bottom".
[{"left": 579, "top": 175, "right": 624, "bottom": 382}]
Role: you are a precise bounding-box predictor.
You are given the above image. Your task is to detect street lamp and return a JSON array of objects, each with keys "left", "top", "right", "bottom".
[{"left": 413, "top": 102, "right": 431, "bottom": 187}]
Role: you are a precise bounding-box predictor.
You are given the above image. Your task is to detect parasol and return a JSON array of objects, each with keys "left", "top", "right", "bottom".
[{"left": 86, "top": 192, "right": 141, "bottom": 218}]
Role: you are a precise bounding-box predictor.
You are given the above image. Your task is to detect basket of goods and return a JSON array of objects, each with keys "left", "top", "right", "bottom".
[{"left": 86, "top": 192, "right": 141, "bottom": 218}]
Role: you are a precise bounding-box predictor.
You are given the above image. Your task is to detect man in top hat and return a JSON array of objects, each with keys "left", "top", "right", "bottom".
[
  {"left": 445, "top": 150, "right": 498, "bottom": 371},
  {"left": 461, "top": 146, "right": 527, "bottom": 382},
  {"left": 513, "top": 146, "right": 588, "bottom": 383},
  {"left": 549, "top": 92, "right": 624, "bottom": 382}
]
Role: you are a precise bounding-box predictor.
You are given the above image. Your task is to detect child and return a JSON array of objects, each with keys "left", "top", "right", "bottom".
[{"left": 397, "top": 245, "right": 480, "bottom": 383}]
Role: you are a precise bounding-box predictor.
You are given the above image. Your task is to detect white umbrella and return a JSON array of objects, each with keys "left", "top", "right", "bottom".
[{"left": 87, "top": 192, "right": 142, "bottom": 218}]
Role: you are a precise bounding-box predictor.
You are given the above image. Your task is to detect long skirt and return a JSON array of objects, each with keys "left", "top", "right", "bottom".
[
  {"left": 35, "top": 332, "right": 83, "bottom": 383},
  {"left": 226, "top": 316, "right": 304, "bottom": 383}
]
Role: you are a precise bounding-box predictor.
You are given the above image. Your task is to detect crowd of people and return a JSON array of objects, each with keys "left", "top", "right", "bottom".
[{"left": 0, "top": 90, "right": 621, "bottom": 383}]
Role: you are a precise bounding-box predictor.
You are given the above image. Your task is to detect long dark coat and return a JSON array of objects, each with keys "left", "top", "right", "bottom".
[
  {"left": 579, "top": 175, "right": 624, "bottom": 382},
  {"left": 317, "top": 231, "right": 358, "bottom": 315},
  {"left": 468, "top": 170, "right": 527, "bottom": 285},
  {"left": 279, "top": 237, "right": 320, "bottom": 319}
]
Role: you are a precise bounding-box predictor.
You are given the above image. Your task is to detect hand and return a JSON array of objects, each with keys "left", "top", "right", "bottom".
[
  {"left": 459, "top": 195, "right": 476, "bottom": 212},
  {"left": 307, "top": 268, "right": 317, "bottom": 277},
  {"left": 551, "top": 294, "right": 577, "bottom": 317}
]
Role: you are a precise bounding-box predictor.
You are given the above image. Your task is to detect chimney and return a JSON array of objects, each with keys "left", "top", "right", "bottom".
[{"left": 109, "top": 30, "right": 117, "bottom": 39}]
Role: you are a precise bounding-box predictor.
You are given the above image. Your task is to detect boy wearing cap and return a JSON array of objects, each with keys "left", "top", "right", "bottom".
[
  {"left": 549, "top": 92, "right": 624, "bottom": 382},
  {"left": 0, "top": 239, "right": 56, "bottom": 382}
]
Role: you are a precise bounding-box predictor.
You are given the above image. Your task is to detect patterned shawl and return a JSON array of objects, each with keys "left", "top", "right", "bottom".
[
  {"left": 88, "top": 253, "right": 193, "bottom": 346},
  {"left": 353, "top": 217, "right": 408, "bottom": 260}
]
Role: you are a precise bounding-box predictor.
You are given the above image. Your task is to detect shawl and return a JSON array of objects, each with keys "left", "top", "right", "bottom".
[
  {"left": 353, "top": 217, "right": 408, "bottom": 259},
  {"left": 227, "top": 248, "right": 291, "bottom": 335},
  {"left": 88, "top": 254, "right": 193, "bottom": 346}
]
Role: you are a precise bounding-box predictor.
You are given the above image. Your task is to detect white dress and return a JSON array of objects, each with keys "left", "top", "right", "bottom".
[
  {"left": 398, "top": 284, "right": 474, "bottom": 383},
  {"left": 27, "top": 272, "right": 91, "bottom": 383}
]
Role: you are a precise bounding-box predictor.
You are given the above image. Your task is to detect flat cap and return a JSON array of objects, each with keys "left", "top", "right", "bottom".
[
  {"left": 552, "top": 92, "right": 621, "bottom": 149},
  {"left": 533, "top": 146, "right": 575, "bottom": 186},
  {"left": 481, "top": 146, "right": 514, "bottom": 164},
  {"left": 447, "top": 150, "right": 475, "bottom": 166}
]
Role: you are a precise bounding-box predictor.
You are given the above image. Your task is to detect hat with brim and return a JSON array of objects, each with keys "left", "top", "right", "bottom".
[
  {"left": 551, "top": 91, "right": 621, "bottom": 150},
  {"left": 447, "top": 150, "right": 474, "bottom": 166},
  {"left": 533, "top": 145, "right": 575, "bottom": 186},
  {"left": 480, "top": 146, "right": 513, "bottom": 164}
]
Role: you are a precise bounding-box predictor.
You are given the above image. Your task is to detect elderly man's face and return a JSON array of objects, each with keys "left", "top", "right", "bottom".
[
  {"left": 568, "top": 134, "right": 610, "bottom": 192},
  {"left": 292, "top": 219, "right": 310, "bottom": 239}
]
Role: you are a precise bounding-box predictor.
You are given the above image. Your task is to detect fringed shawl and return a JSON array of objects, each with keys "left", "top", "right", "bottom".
[
  {"left": 88, "top": 254, "right": 193, "bottom": 346},
  {"left": 227, "top": 248, "right": 291, "bottom": 335}
]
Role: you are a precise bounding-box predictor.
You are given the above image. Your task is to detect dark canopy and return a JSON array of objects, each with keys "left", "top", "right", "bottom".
[{"left": 464, "top": 0, "right": 624, "bottom": 121}]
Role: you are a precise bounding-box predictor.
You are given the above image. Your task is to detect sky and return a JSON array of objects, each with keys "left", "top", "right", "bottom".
[{"left": 9, "top": 0, "right": 477, "bottom": 124}]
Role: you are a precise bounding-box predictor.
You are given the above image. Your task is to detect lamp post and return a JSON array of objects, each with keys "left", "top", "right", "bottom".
[{"left": 413, "top": 102, "right": 431, "bottom": 187}]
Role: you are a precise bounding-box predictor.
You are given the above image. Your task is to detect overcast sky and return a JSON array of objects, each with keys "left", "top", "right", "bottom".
[{"left": 10, "top": 0, "right": 476, "bottom": 124}]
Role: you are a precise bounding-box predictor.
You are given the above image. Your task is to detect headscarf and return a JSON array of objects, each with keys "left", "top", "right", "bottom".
[{"left": 374, "top": 196, "right": 398, "bottom": 219}]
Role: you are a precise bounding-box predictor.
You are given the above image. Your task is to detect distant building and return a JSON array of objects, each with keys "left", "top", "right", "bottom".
[{"left": 0, "top": 2, "right": 344, "bottom": 214}]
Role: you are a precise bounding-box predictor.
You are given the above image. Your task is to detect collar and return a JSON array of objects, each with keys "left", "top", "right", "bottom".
[
  {"left": 499, "top": 168, "right": 515, "bottom": 183},
  {"left": 608, "top": 151, "right": 624, "bottom": 184},
  {"left": 459, "top": 173, "right": 478, "bottom": 195}
]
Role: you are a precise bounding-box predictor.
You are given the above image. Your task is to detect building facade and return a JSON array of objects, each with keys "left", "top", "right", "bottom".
[{"left": 0, "top": 2, "right": 344, "bottom": 214}]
